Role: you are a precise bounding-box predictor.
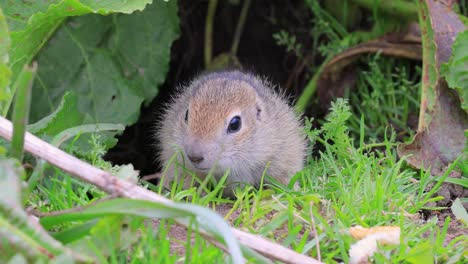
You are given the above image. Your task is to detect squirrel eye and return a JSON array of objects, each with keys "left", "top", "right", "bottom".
[
  {"left": 227, "top": 116, "right": 242, "bottom": 133},
  {"left": 184, "top": 110, "right": 189, "bottom": 123}
]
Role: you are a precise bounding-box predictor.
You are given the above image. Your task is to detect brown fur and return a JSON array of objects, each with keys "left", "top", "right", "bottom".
[{"left": 189, "top": 79, "right": 256, "bottom": 140}]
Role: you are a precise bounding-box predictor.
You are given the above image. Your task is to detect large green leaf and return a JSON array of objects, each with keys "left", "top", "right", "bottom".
[
  {"left": 108, "top": 2, "right": 179, "bottom": 103},
  {"left": 441, "top": 30, "right": 468, "bottom": 112},
  {"left": 27, "top": 92, "right": 83, "bottom": 135},
  {"left": 30, "top": 0, "right": 179, "bottom": 120},
  {"left": 26, "top": 0, "right": 179, "bottom": 150},
  {"left": 1, "top": 0, "right": 153, "bottom": 82},
  {"left": 1, "top": 0, "right": 61, "bottom": 33}
]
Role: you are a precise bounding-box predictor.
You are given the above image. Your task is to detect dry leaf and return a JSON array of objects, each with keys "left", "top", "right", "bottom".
[{"left": 349, "top": 225, "right": 401, "bottom": 264}]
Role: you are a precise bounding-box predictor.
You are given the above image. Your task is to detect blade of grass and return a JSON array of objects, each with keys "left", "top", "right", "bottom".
[
  {"left": 414, "top": 157, "right": 460, "bottom": 209},
  {"left": 0, "top": 7, "right": 12, "bottom": 118},
  {"left": 295, "top": 61, "right": 327, "bottom": 113},
  {"left": 10, "top": 62, "right": 36, "bottom": 161},
  {"left": 40, "top": 198, "right": 197, "bottom": 228},
  {"left": 443, "top": 177, "right": 468, "bottom": 188}
]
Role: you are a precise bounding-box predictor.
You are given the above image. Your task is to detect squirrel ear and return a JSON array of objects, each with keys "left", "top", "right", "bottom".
[{"left": 255, "top": 99, "right": 265, "bottom": 121}]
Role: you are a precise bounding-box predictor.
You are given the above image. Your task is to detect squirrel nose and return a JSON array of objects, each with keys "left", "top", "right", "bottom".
[{"left": 187, "top": 154, "right": 204, "bottom": 164}]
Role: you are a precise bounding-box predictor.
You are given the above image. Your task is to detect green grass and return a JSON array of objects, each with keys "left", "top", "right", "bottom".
[
  {"left": 24, "top": 12, "right": 462, "bottom": 264},
  {"left": 21, "top": 97, "right": 465, "bottom": 263},
  {"left": 219, "top": 99, "right": 463, "bottom": 263},
  {"left": 346, "top": 55, "right": 421, "bottom": 143}
]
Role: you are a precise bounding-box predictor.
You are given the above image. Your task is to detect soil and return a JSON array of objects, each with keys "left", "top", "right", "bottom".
[{"left": 422, "top": 171, "right": 468, "bottom": 245}]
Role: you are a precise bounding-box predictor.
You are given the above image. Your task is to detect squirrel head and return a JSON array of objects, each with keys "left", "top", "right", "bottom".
[{"left": 179, "top": 71, "right": 267, "bottom": 173}]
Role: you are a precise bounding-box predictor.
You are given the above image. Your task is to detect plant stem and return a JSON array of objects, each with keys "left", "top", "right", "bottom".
[
  {"left": 231, "top": 0, "right": 251, "bottom": 56},
  {"left": 204, "top": 0, "right": 218, "bottom": 67},
  {"left": 351, "top": 0, "right": 417, "bottom": 19},
  {"left": 11, "top": 62, "right": 36, "bottom": 161},
  {"left": 295, "top": 58, "right": 329, "bottom": 113}
]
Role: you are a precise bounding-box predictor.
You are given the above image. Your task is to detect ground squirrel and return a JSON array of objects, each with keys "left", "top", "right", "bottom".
[{"left": 157, "top": 70, "right": 306, "bottom": 197}]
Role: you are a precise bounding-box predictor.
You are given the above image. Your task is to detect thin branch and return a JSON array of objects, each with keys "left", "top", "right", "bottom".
[{"left": 0, "top": 116, "right": 323, "bottom": 264}]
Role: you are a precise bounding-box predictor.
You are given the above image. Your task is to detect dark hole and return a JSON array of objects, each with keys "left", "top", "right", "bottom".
[{"left": 104, "top": 0, "right": 313, "bottom": 182}]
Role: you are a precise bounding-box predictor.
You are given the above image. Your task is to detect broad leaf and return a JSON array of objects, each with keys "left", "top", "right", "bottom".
[
  {"left": 25, "top": 1, "right": 179, "bottom": 151},
  {"left": 0, "top": 0, "right": 157, "bottom": 117},
  {"left": 397, "top": 1, "right": 468, "bottom": 175},
  {"left": 2, "top": 0, "right": 153, "bottom": 82},
  {"left": 28, "top": 92, "right": 83, "bottom": 135},
  {"left": 441, "top": 30, "right": 468, "bottom": 112}
]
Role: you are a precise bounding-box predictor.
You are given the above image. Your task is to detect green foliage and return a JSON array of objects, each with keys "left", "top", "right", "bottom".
[
  {"left": 28, "top": 2, "right": 178, "bottom": 151},
  {"left": 347, "top": 55, "right": 421, "bottom": 142},
  {"left": 323, "top": 0, "right": 362, "bottom": 30},
  {"left": 0, "top": 158, "right": 86, "bottom": 262},
  {"left": 295, "top": 0, "right": 390, "bottom": 112},
  {"left": 417, "top": 0, "right": 437, "bottom": 115},
  {"left": 0, "top": 7, "right": 11, "bottom": 116},
  {"left": 39, "top": 198, "right": 244, "bottom": 262},
  {"left": 441, "top": 30, "right": 468, "bottom": 112},
  {"left": 0, "top": 0, "right": 153, "bottom": 116},
  {"left": 444, "top": 176, "right": 468, "bottom": 188},
  {"left": 0, "top": 0, "right": 179, "bottom": 152},
  {"left": 28, "top": 2, "right": 179, "bottom": 124},
  {"left": 27, "top": 92, "right": 84, "bottom": 136},
  {"left": 273, "top": 30, "right": 303, "bottom": 57},
  {"left": 307, "top": 0, "right": 350, "bottom": 57},
  {"left": 3, "top": 0, "right": 154, "bottom": 80},
  {"left": 261, "top": 100, "right": 462, "bottom": 263},
  {"left": 115, "top": 219, "right": 178, "bottom": 263},
  {"left": 16, "top": 157, "right": 246, "bottom": 263},
  {"left": 26, "top": 125, "right": 124, "bottom": 194}
]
